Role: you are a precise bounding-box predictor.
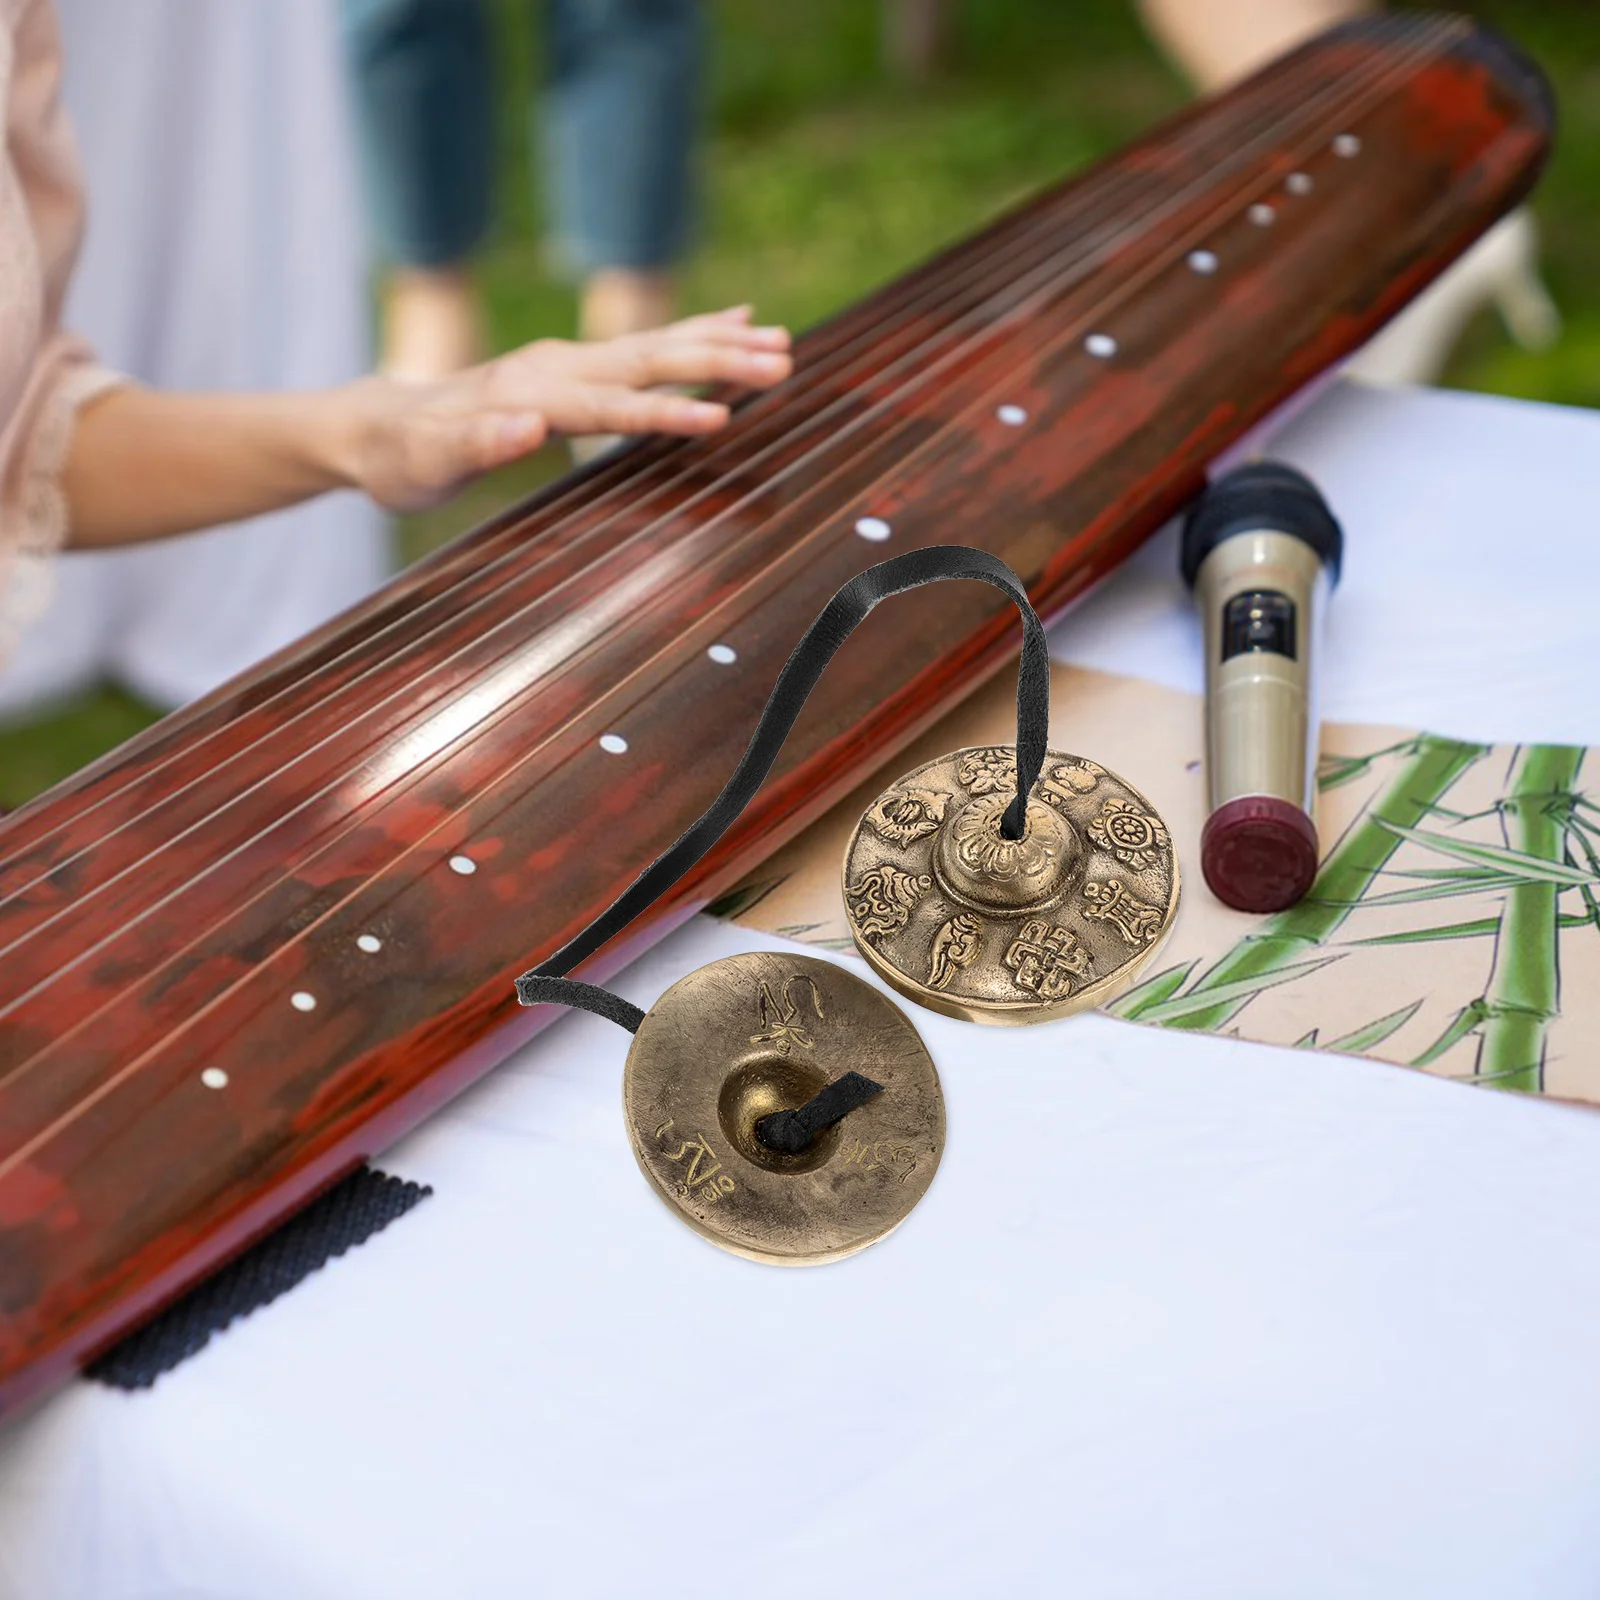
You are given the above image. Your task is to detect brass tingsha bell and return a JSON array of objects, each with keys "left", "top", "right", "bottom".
[
  {"left": 843, "top": 746, "right": 1180, "bottom": 1024},
  {"left": 622, "top": 951, "right": 945, "bottom": 1265}
]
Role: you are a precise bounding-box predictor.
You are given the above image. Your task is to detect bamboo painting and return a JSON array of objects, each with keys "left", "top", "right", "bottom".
[
  {"left": 1110, "top": 735, "right": 1490, "bottom": 1033},
  {"left": 1115, "top": 736, "right": 1595, "bottom": 1099},
  {"left": 717, "top": 665, "right": 1600, "bottom": 1108},
  {"left": 1415, "top": 744, "right": 1587, "bottom": 1091}
]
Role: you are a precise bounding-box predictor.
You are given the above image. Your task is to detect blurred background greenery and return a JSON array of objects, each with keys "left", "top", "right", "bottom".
[{"left": 0, "top": 0, "right": 1594, "bottom": 808}]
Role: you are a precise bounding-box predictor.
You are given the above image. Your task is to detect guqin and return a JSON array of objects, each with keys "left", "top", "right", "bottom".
[{"left": 0, "top": 16, "right": 1552, "bottom": 1417}]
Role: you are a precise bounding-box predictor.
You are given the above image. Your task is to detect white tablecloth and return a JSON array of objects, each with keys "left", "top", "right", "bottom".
[{"left": 4, "top": 380, "right": 1600, "bottom": 1599}]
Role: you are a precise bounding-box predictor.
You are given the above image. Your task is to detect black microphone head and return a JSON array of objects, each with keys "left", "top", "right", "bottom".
[{"left": 1180, "top": 460, "right": 1344, "bottom": 589}]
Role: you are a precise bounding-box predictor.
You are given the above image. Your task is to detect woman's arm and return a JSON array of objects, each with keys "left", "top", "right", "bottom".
[{"left": 60, "top": 308, "right": 791, "bottom": 548}]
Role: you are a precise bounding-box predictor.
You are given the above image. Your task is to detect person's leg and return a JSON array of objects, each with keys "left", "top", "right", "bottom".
[
  {"left": 542, "top": 0, "right": 705, "bottom": 342},
  {"left": 340, "top": 0, "right": 496, "bottom": 377},
  {"left": 1136, "top": 0, "right": 1371, "bottom": 91},
  {"left": 580, "top": 267, "right": 679, "bottom": 343}
]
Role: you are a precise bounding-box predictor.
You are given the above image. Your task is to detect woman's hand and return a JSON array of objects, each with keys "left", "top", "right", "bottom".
[
  {"left": 62, "top": 307, "right": 792, "bottom": 550},
  {"left": 337, "top": 306, "right": 793, "bottom": 513}
]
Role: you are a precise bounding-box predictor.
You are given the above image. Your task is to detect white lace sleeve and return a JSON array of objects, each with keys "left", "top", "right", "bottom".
[{"left": 0, "top": 350, "right": 127, "bottom": 665}]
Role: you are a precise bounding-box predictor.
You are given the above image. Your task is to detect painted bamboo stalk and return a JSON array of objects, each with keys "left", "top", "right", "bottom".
[
  {"left": 1142, "top": 734, "right": 1489, "bottom": 1032},
  {"left": 1473, "top": 744, "right": 1585, "bottom": 1091}
]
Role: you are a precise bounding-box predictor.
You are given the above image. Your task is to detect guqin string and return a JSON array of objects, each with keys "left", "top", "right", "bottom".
[
  {"left": 512, "top": 546, "right": 1051, "bottom": 1155},
  {"left": 0, "top": 14, "right": 1451, "bottom": 932},
  {"left": 0, "top": 19, "right": 1471, "bottom": 1179},
  {"left": 515, "top": 543, "right": 1052, "bottom": 997}
]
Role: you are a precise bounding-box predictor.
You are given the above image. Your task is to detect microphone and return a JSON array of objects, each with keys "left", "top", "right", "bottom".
[{"left": 1180, "top": 461, "right": 1344, "bottom": 913}]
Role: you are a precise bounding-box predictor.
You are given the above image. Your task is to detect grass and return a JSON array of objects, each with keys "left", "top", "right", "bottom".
[{"left": 2, "top": 0, "right": 1596, "bottom": 809}]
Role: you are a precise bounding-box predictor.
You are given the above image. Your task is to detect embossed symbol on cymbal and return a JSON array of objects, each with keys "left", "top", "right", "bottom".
[
  {"left": 751, "top": 973, "right": 825, "bottom": 1054},
  {"left": 866, "top": 786, "right": 949, "bottom": 846},
  {"left": 1082, "top": 878, "right": 1165, "bottom": 945},
  {"left": 1087, "top": 796, "right": 1171, "bottom": 872},
  {"left": 654, "top": 1123, "right": 739, "bottom": 1204},
  {"left": 843, "top": 747, "right": 1179, "bottom": 1024},
  {"left": 928, "top": 913, "right": 981, "bottom": 990},
  {"left": 1003, "top": 918, "right": 1093, "bottom": 1002},
  {"left": 1041, "top": 759, "right": 1104, "bottom": 803},
  {"left": 845, "top": 865, "right": 932, "bottom": 943},
  {"left": 956, "top": 747, "right": 1017, "bottom": 794}
]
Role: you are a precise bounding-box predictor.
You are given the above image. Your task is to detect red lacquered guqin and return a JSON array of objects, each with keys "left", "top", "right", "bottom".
[{"left": 0, "top": 16, "right": 1553, "bottom": 1418}]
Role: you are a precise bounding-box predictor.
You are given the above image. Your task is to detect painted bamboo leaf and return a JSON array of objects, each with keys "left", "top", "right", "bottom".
[
  {"left": 1322, "top": 999, "right": 1424, "bottom": 1054},
  {"left": 1309, "top": 872, "right": 1520, "bottom": 909},
  {"left": 1354, "top": 917, "right": 1502, "bottom": 946},
  {"left": 1415, "top": 802, "right": 1500, "bottom": 823},
  {"left": 705, "top": 878, "right": 785, "bottom": 920},
  {"left": 1413, "top": 998, "right": 1489, "bottom": 1067},
  {"left": 1560, "top": 818, "right": 1600, "bottom": 936},
  {"left": 1317, "top": 738, "right": 1419, "bottom": 792},
  {"left": 1318, "top": 755, "right": 1376, "bottom": 791},
  {"left": 1374, "top": 820, "right": 1599, "bottom": 887},
  {"left": 1352, "top": 912, "right": 1591, "bottom": 947},
  {"left": 1105, "top": 959, "right": 1199, "bottom": 1019},
  {"left": 1385, "top": 866, "right": 1519, "bottom": 880},
  {"left": 1463, "top": 1061, "right": 1554, "bottom": 1087},
  {"left": 1129, "top": 955, "right": 1343, "bottom": 1026},
  {"left": 775, "top": 923, "right": 845, "bottom": 946}
]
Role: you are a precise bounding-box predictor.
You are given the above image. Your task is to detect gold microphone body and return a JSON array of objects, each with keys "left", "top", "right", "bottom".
[{"left": 1182, "top": 463, "right": 1344, "bottom": 912}]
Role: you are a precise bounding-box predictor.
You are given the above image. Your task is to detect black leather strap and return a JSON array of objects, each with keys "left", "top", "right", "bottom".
[
  {"left": 516, "top": 546, "right": 1050, "bottom": 1002},
  {"left": 755, "top": 1072, "right": 884, "bottom": 1155},
  {"left": 91, "top": 552, "right": 1046, "bottom": 1385},
  {"left": 512, "top": 976, "right": 646, "bottom": 1033},
  {"left": 511, "top": 546, "right": 1049, "bottom": 1156}
]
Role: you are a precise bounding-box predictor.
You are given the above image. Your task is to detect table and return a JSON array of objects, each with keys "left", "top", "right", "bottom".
[{"left": 4, "top": 379, "right": 1600, "bottom": 1599}]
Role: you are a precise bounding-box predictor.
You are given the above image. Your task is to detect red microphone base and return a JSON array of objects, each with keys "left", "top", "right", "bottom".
[{"left": 1200, "top": 794, "right": 1320, "bottom": 913}]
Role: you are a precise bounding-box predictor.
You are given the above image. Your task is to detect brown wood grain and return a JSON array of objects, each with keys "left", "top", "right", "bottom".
[{"left": 0, "top": 15, "right": 1552, "bottom": 1420}]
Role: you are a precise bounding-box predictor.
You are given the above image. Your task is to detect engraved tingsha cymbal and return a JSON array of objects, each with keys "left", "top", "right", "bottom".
[
  {"left": 623, "top": 951, "right": 944, "bottom": 1265},
  {"left": 843, "top": 747, "right": 1180, "bottom": 1024}
]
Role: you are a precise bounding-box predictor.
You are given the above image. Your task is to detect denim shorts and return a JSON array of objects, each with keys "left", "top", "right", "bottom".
[{"left": 340, "top": 0, "right": 702, "bottom": 273}]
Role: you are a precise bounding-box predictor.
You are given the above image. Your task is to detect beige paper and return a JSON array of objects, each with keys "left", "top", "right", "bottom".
[{"left": 712, "top": 665, "right": 1600, "bottom": 1105}]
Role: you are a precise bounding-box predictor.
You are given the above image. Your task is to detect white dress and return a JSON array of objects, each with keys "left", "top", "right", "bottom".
[{"left": 0, "top": 0, "right": 388, "bottom": 717}]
